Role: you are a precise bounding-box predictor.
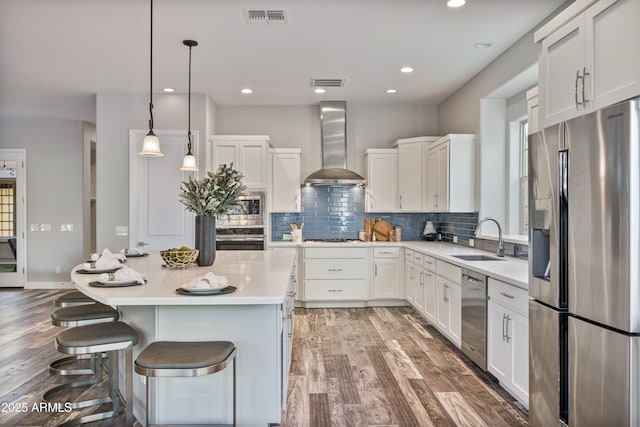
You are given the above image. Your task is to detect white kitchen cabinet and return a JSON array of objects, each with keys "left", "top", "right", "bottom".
[
  {"left": 209, "top": 135, "right": 270, "bottom": 188},
  {"left": 537, "top": 0, "right": 640, "bottom": 128},
  {"left": 434, "top": 259, "right": 462, "bottom": 347},
  {"left": 412, "top": 251, "right": 425, "bottom": 313},
  {"left": 487, "top": 277, "right": 529, "bottom": 407},
  {"left": 422, "top": 256, "right": 437, "bottom": 324},
  {"left": 303, "top": 247, "right": 367, "bottom": 302},
  {"left": 404, "top": 249, "right": 417, "bottom": 305},
  {"left": 527, "top": 86, "right": 539, "bottom": 135},
  {"left": 424, "top": 134, "right": 475, "bottom": 212},
  {"left": 270, "top": 148, "right": 301, "bottom": 213},
  {"left": 365, "top": 149, "right": 398, "bottom": 212},
  {"left": 371, "top": 246, "right": 403, "bottom": 299},
  {"left": 395, "top": 136, "right": 439, "bottom": 211}
]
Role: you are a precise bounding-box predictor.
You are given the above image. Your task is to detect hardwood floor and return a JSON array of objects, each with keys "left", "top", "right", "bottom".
[
  {"left": 282, "top": 307, "right": 528, "bottom": 427},
  {"left": 0, "top": 289, "right": 528, "bottom": 426}
]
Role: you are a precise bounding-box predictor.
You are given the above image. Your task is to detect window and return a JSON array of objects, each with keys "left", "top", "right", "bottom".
[
  {"left": 519, "top": 120, "right": 528, "bottom": 235},
  {"left": 0, "top": 180, "right": 15, "bottom": 237}
]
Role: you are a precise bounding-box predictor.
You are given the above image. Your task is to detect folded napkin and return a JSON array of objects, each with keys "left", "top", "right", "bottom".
[
  {"left": 120, "top": 247, "right": 144, "bottom": 255},
  {"left": 83, "top": 257, "right": 122, "bottom": 270},
  {"left": 89, "top": 248, "right": 126, "bottom": 263},
  {"left": 99, "top": 266, "right": 146, "bottom": 284},
  {"left": 185, "top": 272, "right": 229, "bottom": 289}
]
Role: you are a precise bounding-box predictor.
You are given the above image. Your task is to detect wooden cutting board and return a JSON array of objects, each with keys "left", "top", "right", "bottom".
[{"left": 373, "top": 220, "right": 393, "bottom": 241}]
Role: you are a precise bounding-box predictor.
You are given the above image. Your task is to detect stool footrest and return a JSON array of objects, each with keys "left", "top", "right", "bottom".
[
  {"left": 58, "top": 409, "right": 118, "bottom": 427},
  {"left": 43, "top": 377, "right": 111, "bottom": 409},
  {"left": 49, "top": 354, "right": 95, "bottom": 376}
]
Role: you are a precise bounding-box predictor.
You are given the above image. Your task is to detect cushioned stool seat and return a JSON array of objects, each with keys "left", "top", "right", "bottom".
[
  {"left": 43, "top": 321, "right": 138, "bottom": 427},
  {"left": 49, "top": 302, "right": 119, "bottom": 376},
  {"left": 135, "top": 341, "right": 237, "bottom": 427},
  {"left": 54, "top": 290, "right": 95, "bottom": 307}
]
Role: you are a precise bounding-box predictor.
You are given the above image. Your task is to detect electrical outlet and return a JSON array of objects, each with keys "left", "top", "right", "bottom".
[
  {"left": 453, "top": 235, "right": 458, "bottom": 243},
  {"left": 41, "top": 223, "right": 51, "bottom": 232},
  {"left": 469, "top": 238, "right": 475, "bottom": 247},
  {"left": 55, "top": 265, "right": 61, "bottom": 273}
]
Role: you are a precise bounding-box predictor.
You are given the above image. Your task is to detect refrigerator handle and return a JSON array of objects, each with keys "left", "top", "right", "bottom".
[{"left": 559, "top": 150, "right": 569, "bottom": 307}]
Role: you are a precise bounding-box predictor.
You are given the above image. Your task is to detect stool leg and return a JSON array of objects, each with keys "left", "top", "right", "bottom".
[
  {"left": 124, "top": 345, "right": 134, "bottom": 427},
  {"left": 233, "top": 357, "right": 236, "bottom": 427},
  {"left": 109, "top": 349, "right": 120, "bottom": 420}
]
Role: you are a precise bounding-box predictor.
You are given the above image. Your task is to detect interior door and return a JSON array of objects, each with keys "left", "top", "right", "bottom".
[
  {"left": 0, "top": 150, "right": 25, "bottom": 287},
  {"left": 129, "top": 130, "right": 197, "bottom": 251}
]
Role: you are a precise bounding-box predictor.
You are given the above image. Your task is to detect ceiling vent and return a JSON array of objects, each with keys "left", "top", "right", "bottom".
[
  {"left": 311, "top": 78, "right": 345, "bottom": 88},
  {"left": 245, "top": 9, "right": 287, "bottom": 25}
]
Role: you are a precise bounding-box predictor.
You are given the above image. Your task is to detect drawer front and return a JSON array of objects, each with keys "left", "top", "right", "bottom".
[
  {"left": 304, "top": 258, "right": 367, "bottom": 280},
  {"left": 374, "top": 246, "right": 400, "bottom": 258},
  {"left": 405, "top": 248, "right": 414, "bottom": 262},
  {"left": 305, "top": 279, "right": 366, "bottom": 300},
  {"left": 436, "top": 260, "right": 462, "bottom": 284},
  {"left": 488, "top": 277, "right": 528, "bottom": 316},
  {"left": 305, "top": 247, "right": 367, "bottom": 259},
  {"left": 413, "top": 251, "right": 424, "bottom": 267},
  {"left": 423, "top": 255, "right": 436, "bottom": 272}
]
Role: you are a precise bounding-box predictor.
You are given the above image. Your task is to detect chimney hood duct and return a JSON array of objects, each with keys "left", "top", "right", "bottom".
[{"left": 304, "top": 101, "right": 366, "bottom": 186}]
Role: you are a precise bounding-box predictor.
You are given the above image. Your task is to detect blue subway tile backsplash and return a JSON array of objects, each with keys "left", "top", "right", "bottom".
[{"left": 271, "top": 185, "right": 480, "bottom": 242}]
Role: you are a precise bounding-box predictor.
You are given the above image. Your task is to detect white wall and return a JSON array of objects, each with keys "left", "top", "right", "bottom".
[
  {"left": 216, "top": 103, "right": 437, "bottom": 179},
  {"left": 0, "top": 118, "right": 85, "bottom": 283},
  {"left": 95, "top": 92, "right": 210, "bottom": 250}
]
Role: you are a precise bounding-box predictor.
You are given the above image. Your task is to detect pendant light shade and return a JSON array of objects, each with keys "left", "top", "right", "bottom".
[
  {"left": 139, "top": 0, "right": 164, "bottom": 157},
  {"left": 180, "top": 39, "right": 199, "bottom": 171}
]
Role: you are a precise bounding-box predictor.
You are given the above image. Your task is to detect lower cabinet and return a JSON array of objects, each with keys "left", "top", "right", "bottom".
[
  {"left": 487, "top": 278, "right": 529, "bottom": 407},
  {"left": 371, "top": 247, "right": 403, "bottom": 299},
  {"left": 304, "top": 247, "right": 367, "bottom": 301},
  {"left": 404, "top": 249, "right": 417, "bottom": 305},
  {"left": 422, "top": 257, "right": 437, "bottom": 324},
  {"left": 435, "top": 276, "right": 462, "bottom": 347}
]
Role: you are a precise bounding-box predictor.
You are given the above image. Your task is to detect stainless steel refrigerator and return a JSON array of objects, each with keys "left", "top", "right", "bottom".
[{"left": 528, "top": 99, "right": 640, "bottom": 427}]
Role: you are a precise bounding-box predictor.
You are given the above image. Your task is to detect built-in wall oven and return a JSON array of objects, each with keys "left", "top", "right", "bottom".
[{"left": 215, "top": 191, "right": 265, "bottom": 250}]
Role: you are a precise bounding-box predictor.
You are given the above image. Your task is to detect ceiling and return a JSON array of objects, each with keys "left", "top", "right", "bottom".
[{"left": 0, "top": 0, "right": 566, "bottom": 123}]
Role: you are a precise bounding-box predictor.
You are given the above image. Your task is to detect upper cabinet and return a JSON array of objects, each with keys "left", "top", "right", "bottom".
[
  {"left": 526, "top": 87, "right": 539, "bottom": 135},
  {"left": 270, "top": 148, "right": 301, "bottom": 213},
  {"left": 536, "top": 0, "right": 640, "bottom": 128},
  {"left": 424, "top": 134, "right": 475, "bottom": 213},
  {"left": 209, "top": 135, "right": 270, "bottom": 188},
  {"left": 395, "top": 136, "right": 439, "bottom": 212},
  {"left": 365, "top": 149, "right": 398, "bottom": 212}
]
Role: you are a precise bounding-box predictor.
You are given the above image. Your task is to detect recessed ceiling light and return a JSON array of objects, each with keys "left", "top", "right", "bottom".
[
  {"left": 163, "top": 88, "right": 175, "bottom": 93},
  {"left": 400, "top": 66, "right": 414, "bottom": 73},
  {"left": 385, "top": 89, "right": 397, "bottom": 94},
  {"left": 314, "top": 88, "right": 326, "bottom": 94},
  {"left": 241, "top": 88, "right": 253, "bottom": 94},
  {"left": 474, "top": 42, "right": 492, "bottom": 49},
  {"left": 447, "top": 0, "right": 466, "bottom": 7}
]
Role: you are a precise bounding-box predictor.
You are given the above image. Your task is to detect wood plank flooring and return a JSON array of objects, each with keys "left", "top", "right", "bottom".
[
  {"left": 282, "top": 307, "right": 528, "bottom": 427},
  {"left": 0, "top": 289, "right": 528, "bottom": 426}
]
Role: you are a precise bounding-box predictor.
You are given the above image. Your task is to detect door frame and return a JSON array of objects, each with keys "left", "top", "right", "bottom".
[{"left": 0, "top": 149, "right": 26, "bottom": 287}]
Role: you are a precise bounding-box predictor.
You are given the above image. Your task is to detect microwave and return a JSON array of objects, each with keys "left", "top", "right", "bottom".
[{"left": 216, "top": 191, "right": 264, "bottom": 227}]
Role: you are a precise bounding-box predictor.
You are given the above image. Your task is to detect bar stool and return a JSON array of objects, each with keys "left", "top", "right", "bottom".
[
  {"left": 54, "top": 290, "right": 95, "bottom": 307},
  {"left": 48, "top": 302, "right": 120, "bottom": 376},
  {"left": 43, "top": 321, "right": 138, "bottom": 427},
  {"left": 134, "top": 341, "right": 237, "bottom": 427}
]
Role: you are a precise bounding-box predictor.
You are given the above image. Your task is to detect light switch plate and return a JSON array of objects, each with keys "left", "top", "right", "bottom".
[
  {"left": 115, "top": 226, "right": 128, "bottom": 236},
  {"left": 41, "top": 223, "right": 51, "bottom": 232},
  {"left": 30, "top": 224, "right": 39, "bottom": 232},
  {"left": 61, "top": 224, "right": 74, "bottom": 232}
]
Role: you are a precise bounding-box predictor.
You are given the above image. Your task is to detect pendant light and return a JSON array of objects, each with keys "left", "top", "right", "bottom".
[
  {"left": 180, "top": 39, "right": 199, "bottom": 171},
  {"left": 139, "top": 0, "right": 164, "bottom": 157}
]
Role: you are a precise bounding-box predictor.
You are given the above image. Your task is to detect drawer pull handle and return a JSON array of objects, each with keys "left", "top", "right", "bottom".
[
  {"left": 328, "top": 289, "right": 343, "bottom": 292},
  {"left": 379, "top": 251, "right": 394, "bottom": 255},
  {"left": 327, "top": 268, "right": 343, "bottom": 272},
  {"left": 500, "top": 292, "right": 514, "bottom": 299}
]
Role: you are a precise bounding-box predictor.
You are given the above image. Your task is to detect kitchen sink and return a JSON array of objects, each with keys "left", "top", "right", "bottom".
[{"left": 451, "top": 254, "right": 506, "bottom": 261}]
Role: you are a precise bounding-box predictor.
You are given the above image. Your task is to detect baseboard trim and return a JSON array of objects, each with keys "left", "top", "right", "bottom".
[{"left": 25, "top": 281, "right": 74, "bottom": 290}]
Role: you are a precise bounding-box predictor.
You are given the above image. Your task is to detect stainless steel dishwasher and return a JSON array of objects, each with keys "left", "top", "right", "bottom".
[{"left": 461, "top": 268, "right": 487, "bottom": 370}]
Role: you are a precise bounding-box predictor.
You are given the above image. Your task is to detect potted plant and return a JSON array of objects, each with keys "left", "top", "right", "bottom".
[{"left": 178, "top": 163, "right": 246, "bottom": 266}]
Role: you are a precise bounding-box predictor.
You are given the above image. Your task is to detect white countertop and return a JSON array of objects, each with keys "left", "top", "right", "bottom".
[
  {"left": 72, "top": 249, "right": 297, "bottom": 306},
  {"left": 269, "top": 240, "right": 528, "bottom": 289}
]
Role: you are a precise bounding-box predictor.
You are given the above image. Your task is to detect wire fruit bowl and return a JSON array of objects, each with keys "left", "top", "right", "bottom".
[{"left": 160, "top": 249, "right": 199, "bottom": 268}]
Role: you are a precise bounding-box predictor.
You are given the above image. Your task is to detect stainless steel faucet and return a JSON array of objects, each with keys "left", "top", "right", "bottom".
[{"left": 473, "top": 216, "right": 504, "bottom": 257}]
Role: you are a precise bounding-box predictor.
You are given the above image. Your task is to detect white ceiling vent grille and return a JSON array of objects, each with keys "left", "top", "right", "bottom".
[
  {"left": 311, "top": 78, "right": 345, "bottom": 88},
  {"left": 246, "top": 10, "right": 288, "bottom": 25}
]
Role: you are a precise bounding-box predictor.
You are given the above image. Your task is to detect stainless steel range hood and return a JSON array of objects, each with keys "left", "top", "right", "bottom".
[{"left": 304, "top": 101, "right": 365, "bottom": 186}]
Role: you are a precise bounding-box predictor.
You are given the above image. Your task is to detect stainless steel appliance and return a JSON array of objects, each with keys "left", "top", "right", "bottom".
[
  {"left": 529, "top": 99, "right": 640, "bottom": 426},
  {"left": 216, "top": 191, "right": 265, "bottom": 250},
  {"left": 461, "top": 268, "right": 487, "bottom": 370}
]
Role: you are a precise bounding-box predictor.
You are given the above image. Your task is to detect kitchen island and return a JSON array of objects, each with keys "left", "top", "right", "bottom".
[{"left": 71, "top": 249, "right": 297, "bottom": 426}]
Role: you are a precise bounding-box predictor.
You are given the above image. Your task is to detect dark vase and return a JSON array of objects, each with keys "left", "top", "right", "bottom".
[{"left": 195, "top": 215, "right": 216, "bottom": 266}]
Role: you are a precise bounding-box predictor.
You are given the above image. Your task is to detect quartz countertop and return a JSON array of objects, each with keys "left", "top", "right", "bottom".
[
  {"left": 72, "top": 249, "right": 297, "bottom": 306},
  {"left": 269, "top": 240, "right": 528, "bottom": 290}
]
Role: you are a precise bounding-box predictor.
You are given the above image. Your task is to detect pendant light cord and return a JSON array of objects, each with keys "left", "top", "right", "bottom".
[
  {"left": 187, "top": 42, "right": 192, "bottom": 152},
  {"left": 148, "top": 0, "right": 154, "bottom": 130}
]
